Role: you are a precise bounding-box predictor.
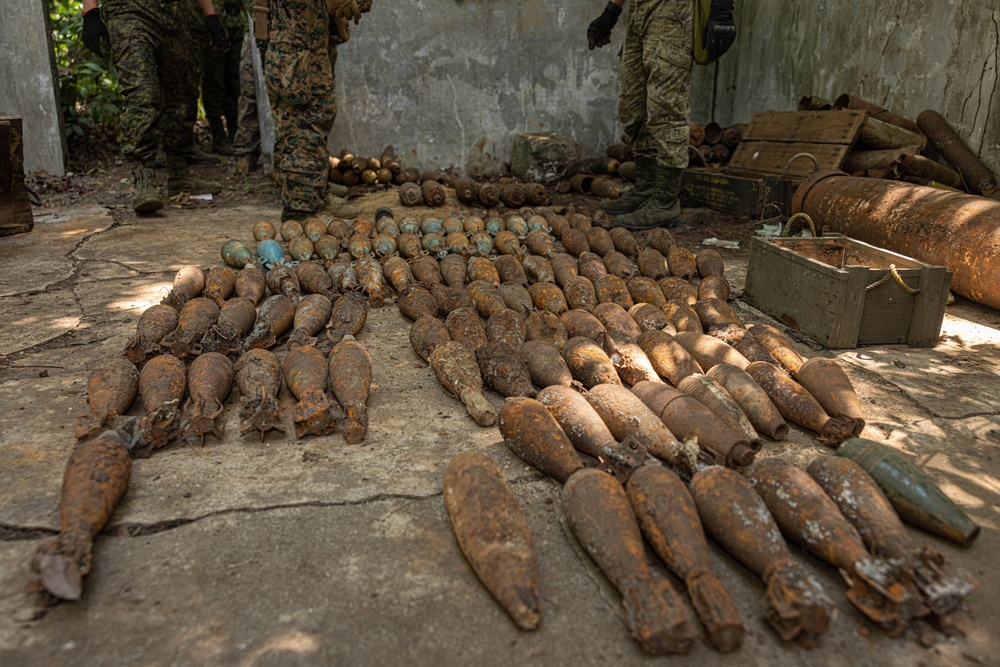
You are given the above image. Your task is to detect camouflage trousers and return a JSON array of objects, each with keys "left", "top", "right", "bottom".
[
  {"left": 265, "top": 0, "right": 338, "bottom": 214},
  {"left": 618, "top": 0, "right": 693, "bottom": 169},
  {"left": 233, "top": 26, "right": 262, "bottom": 158},
  {"left": 102, "top": 0, "right": 197, "bottom": 164},
  {"left": 202, "top": 3, "right": 245, "bottom": 133}
]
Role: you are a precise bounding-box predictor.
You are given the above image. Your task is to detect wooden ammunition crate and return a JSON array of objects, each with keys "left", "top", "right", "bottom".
[
  {"left": 743, "top": 235, "right": 951, "bottom": 348},
  {"left": 0, "top": 115, "right": 34, "bottom": 237}
]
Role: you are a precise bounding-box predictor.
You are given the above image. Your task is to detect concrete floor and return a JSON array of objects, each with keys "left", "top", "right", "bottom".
[{"left": 0, "top": 194, "right": 997, "bottom": 667}]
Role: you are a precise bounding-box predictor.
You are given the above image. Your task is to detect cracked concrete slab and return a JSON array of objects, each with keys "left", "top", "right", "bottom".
[{"left": 0, "top": 288, "right": 83, "bottom": 357}]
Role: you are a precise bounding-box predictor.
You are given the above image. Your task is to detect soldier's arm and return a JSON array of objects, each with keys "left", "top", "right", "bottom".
[
  {"left": 196, "top": 0, "right": 219, "bottom": 16},
  {"left": 82, "top": 0, "right": 98, "bottom": 11}
]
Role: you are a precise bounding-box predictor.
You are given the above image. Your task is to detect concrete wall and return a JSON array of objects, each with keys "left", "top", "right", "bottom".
[{"left": 0, "top": 0, "right": 64, "bottom": 175}]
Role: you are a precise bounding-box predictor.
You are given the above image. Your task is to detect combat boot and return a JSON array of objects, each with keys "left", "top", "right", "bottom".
[
  {"left": 167, "top": 156, "right": 222, "bottom": 196},
  {"left": 280, "top": 194, "right": 359, "bottom": 222},
  {"left": 210, "top": 117, "right": 234, "bottom": 156},
  {"left": 613, "top": 165, "right": 683, "bottom": 230},
  {"left": 328, "top": 182, "right": 349, "bottom": 197},
  {"left": 600, "top": 155, "right": 655, "bottom": 214},
  {"left": 131, "top": 163, "right": 164, "bottom": 213},
  {"left": 235, "top": 154, "right": 258, "bottom": 175}
]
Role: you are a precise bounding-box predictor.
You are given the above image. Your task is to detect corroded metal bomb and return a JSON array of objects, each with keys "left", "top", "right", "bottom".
[
  {"left": 746, "top": 362, "right": 855, "bottom": 445},
  {"left": 673, "top": 332, "right": 750, "bottom": 371},
  {"left": 536, "top": 385, "right": 614, "bottom": 458},
  {"left": 429, "top": 341, "right": 497, "bottom": 426},
  {"left": 245, "top": 295, "right": 296, "bottom": 350},
  {"left": 137, "top": 353, "right": 186, "bottom": 451},
  {"left": 328, "top": 336, "right": 372, "bottom": 444},
  {"left": 707, "top": 364, "right": 788, "bottom": 440},
  {"left": 235, "top": 266, "right": 267, "bottom": 304},
  {"left": 635, "top": 330, "right": 702, "bottom": 386},
  {"left": 499, "top": 397, "right": 582, "bottom": 482},
  {"left": 181, "top": 352, "right": 234, "bottom": 444},
  {"left": 676, "top": 374, "right": 759, "bottom": 449},
  {"left": 796, "top": 358, "right": 865, "bottom": 436},
  {"left": 235, "top": 348, "right": 285, "bottom": 440},
  {"left": 409, "top": 316, "right": 452, "bottom": 363},
  {"left": 748, "top": 324, "right": 806, "bottom": 377},
  {"left": 75, "top": 358, "right": 140, "bottom": 441},
  {"left": 477, "top": 342, "right": 536, "bottom": 398},
  {"left": 200, "top": 297, "right": 257, "bottom": 356},
  {"left": 328, "top": 292, "right": 368, "bottom": 345},
  {"left": 125, "top": 303, "right": 179, "bottom": 366},
  {"left": 283, "top": 346, "right": 342, "bottom": 438}
]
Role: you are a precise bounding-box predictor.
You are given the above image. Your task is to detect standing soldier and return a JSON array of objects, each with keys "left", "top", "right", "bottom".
[
  {"left": 81, "top": 0, "right": 227, "bottom": 213},
  {"left": 587, "top": 0, "right": 735, "bottom": 229},
  {"left": 233, "top": 23, "right": 261, "bottom": 174},
  {"left": 201, "top": 0, "right": 246, "bottom": 155}
]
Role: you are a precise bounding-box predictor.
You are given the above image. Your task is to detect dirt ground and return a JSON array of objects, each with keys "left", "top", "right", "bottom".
[{"left": 1, "top": 157, "right": 998, "bottom": 666}]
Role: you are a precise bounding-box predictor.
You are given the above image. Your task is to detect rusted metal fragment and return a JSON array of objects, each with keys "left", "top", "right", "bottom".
[
  {"left": 430, "top": 341, "right": 497, "bottom": 427},
  {"left": 75, "top": 358, "right": 139, "bottom": 441}
]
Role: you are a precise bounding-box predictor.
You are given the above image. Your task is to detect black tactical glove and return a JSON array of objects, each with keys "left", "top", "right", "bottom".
[
  {"left": 587, "top": 2, "right": 622, "bottom": 50},
  {"left": 82, "top": 8, "right": 111, "bottom": 56},
  {"left": 704, "top": 0, "right": 736, "bottom": 61},
  {"left": 204, "top": 13, "right": 227, "bottom": 50}
]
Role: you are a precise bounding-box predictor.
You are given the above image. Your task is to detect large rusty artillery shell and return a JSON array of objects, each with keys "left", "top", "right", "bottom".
[
  {"left": 635, "top": 330, "right": 703, "bottom": 386},
  {"left": 467, "top": 280, "right": 507, "bottom": 319},
  {"left": 327, "top": 291, "right": 368, "bottom": 345},
  {"left": 642, "top": 229, "right": 672, "bottom": 257},
  {"left": 629, "top": 303, "right": 674, "bottom": 333},
  {"left": 608, "top": 227, "right": 638, "bottom": 258},
  {"left": 633, "top": 381, "right": 753, "bottom": 467},
  {"left": 432, "top": 284, "right": 474, "bottom": 317},
  {"left": 409, "top": 316, "right": 451, "bottom": 363},
  {"left": 430, "top": 340, "right": 497, "bottom": 426},
  {"left": 536, "top": 385, "right": 613, "bottom": 457},
  {"left": 200, "top": 297, "right": 257, "bottom": 357},
  {"left": 707, "top": 364, "right": 788, "bottom": 440},
  {"left": 746, "top": 362, "right": 855, "bottom": 445},
  {"left": 917, "top": 109, "right": 997, "bottom": 197},
  {"left": 594, "top": 274, "right": 634, "bottom": 309},
  {"left": 234, "top": 348, "right": 284, "bottom": 440},
  {"left": 662, "top": 299, "right": 701, "bottom": 333},
  {"left": 398, "top": 285, "right": 439, "bottom": 322},
  {"left": 445, "top": 306, "right": 487, "bottom": 352},
  {"left": 689, "top": 466, "right": 834, "bottom": 645},
  {"left": 477, "top": 182, "right": 501, "bottom": 207},
  {"left": 525, "top": 183, "right": 548, "bottom": 206},
  {"left": 494, "top": 230, "right": 522, "bottom": 257},
  {"left": 328, "top": 263, "right": 359, "bottom": 293},
  {"left": 477, "top": 342, "right": 536, "bottom": 398},
  {"left": 33, "top": 426, "right": 133, "bottom": 601},
  {"left": 527, "top": 282, "right": 567, "bottom": 317},
  {"left": 181, "top": 352, "right": 234, "bottom": 444},
  {"left": 577, "top": 252, "right": 608, "bottom": 283},
  {"left": 695, "top": 249, "right": 725, "bottom": 278},
  {"left": 245, "top": 295, "right": 296, "bottom": 350},
  {"left": 315, "top": 235, "right": 342, "bottom": 266},
  {"left": 288, "top": 236, "right": 315, "bottom": 263},
  {"left": 748, "top": 324, "right": 806, "bottom": 376},
  {"left": 602, "top": 332, "right": 661, "bottom": 386},
  {"left": 499, "top": 397, "right": 581, "bottom": 481},
  {"left": 161, "top": 297, "right": 219, "bottom": 359},
  {"left": 520, "top": 257, "right": 553, "bottom": 287},
  {"left": 494, "top": 255, "right": 527, "bottom": 287},
  {"left": 498, "top": 282, "right": 534, "bottom": 315},
  {"left": 304, "top": 217, "right": 328, "bottom": 242},
  {"left": 411, "top": 254, "right": 444, "bottom": 287},
  {"left": 283, "top": 346, "right": 342, "bottom": 438},
  {"left": 138, "top": 353, "right": 187, "bottom": 451},
  {"left": 749, "top": 458, "right": 926, "bottom": 636},
  {"left": 329, "top": 336, "right": 372, "bottom": 444},
  {"left": 125, "top": 303, "right": 179, "bottom": 365},
  {"left": 698, "top": 275, "right": 730, "bottom": 302},
  {"left": 637, "top": 247, "right": 667, "bottom": 281},
  {"left": 627, "top": 276, "right": 667, "bottom": 309},
  {"left": 808, "top": 456, "right": 975, "bottom": 617},
  {"left": 161, "top": 265, "right": 205, "bottom": 311},
  {"left": 383, "top": 256, "right": 414, "bottom": 292},
  {"left": 75, "top": 358, "right": 140, "bottom": 441},
  {"left": 563, "top": 337, "right": 621, "bottom": 388},
  {"left": 673, "top": 332, "right": 750, "bottom": 371},
  {"left": 398, "top": 181, "right": 423, "bottom": 206},
  {"left": 252, "top": 221, "right": 277, "bottom": 242},
  {"left": 586, "top": 384, "right": 697, "bottom": 475},
  {"left": 560, "top": 309, "right": 605, "bottom": 340},
  {"left": 796, "top": 358, "right": 864, "bottom": 436},
  {"left": 397, "top": 232, "right": 423, "bottom": 259},
  {"left": 486, "top": 309, "right": 526, "bottom": 348},
  {"left": 677, "top": 374, "right": 759, "bottom": 449},
  {"left": 443, "top": 451, "right": 541, "bottom": 630},
  {"left": 694, "top": 298, "right": 744, "bottom": 331},
  {"left": 585, "top": 226, "right": 615, "bottom": 257},
  {"left": 836, "top": 438, "right": 980, "bottom": 547},
  {"left": 603, "top": 251, "right": 637, "bottom": 280},
  {"left": 563, "top": 276, "right": 598, "bottom": 313},
  {"left": 563, "top": 469, "right": 697, "bottom": 654},
  {"left": 499, "top": 182, "right": 526, "bottom": 208},
  {"left": 439, "top": 254, "right": 467, "bottom": 287},
  {"left": 560, "top": 227, "right": 590, "bottom": 257},
  {"left": 357, "top": 256, "right": 391, "bottom": 308},
  {"left": 203, "top": 266, "right": 238, "bottom": 306},
  {"left": 327, "top": 218, "right": 353, "bottom": 243},
  {"left": 524, "top": 310, "right": 568, "bottom": 351},
  {"left": 627, "top": 465, "right": 744, "bottom": 651}
]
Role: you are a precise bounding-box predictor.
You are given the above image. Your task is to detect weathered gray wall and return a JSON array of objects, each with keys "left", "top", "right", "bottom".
[{"left": 0, "top": 0, "right": 64, "bottom": 175}]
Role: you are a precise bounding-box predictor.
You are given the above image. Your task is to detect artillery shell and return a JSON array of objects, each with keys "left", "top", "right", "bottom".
[
  {"left": 494, "top": 230, "right": 522, "bottom": 257},
  {"left": 252, "top": 221, "right": 277, "bottom": 242},
  {"left": 525, "top": 184, "right": 548, "bottom": 206},
  {"left": 594, "top": 274, "right": 634, "bottom": 309},
  {"left": 602, "top": 250, "right": 637, "bottom": 280},
  {"left": 689, "top": 466, "right": 834, "bottom": 646},
  {"left": 499, "top": 182, "right": 526, "bottom": 208},
  {"left": 443, "top": 452, "right": 541, "bottom": 630},
  {"left": 398, "top": 216, "right": 420, "bottom": 236},
  {"left": 550, "top": 253, "right": 579, "bottom": 288},
  {"left": 314, "top": 235, "right": 341, "bottom": 266},
  {"left": 808, "top": 456, "right": 975, "bottom": 617},
  {"left": 694, "top": 298, "right": 745, "bottom": 331},
  {"left": 289, "top": 235, "right": 316, "bottom": 262},
  {"left": 626, "top": 277, "right": 667, "bottom": 309},
  {"left": 585, "top": 227, "right": 615, "bottom": 257},
  {"left": 235, "top": 266, "right": 266, "bottom": 304},
  {"left": 667, "top": 246, "right": 697, "bottom": 280},
  {"left": 522, "top": 255, "right": 555, "bottom": 285},
  {"left": 524, "top": 310, "right": 568, "bottom": 351},
  {"left": 234, "top": 348, "right": 284, "bottom": 440},
  {"left": 348, "top": 234, "right": 373, "bottom": 259},
  {"left": 203, "top": 267, "right": 238, "bottom": 307},
  {"left": 181, "top": 352, "right": 234, "bottom": 443},
  {"left": 602, "top": 332, "right": 662, "bottom": 386},
  {"left": 663, "top": 299, "right": 702, "bottom": 333},
  {"left": 486, "top": 309, "right": 527, "bottom": 348},
  {"left": 578, "top": 251, "right": 608, "bottom": 283},
  {"left": 567, "top": 213, "right": 590, "bottom": 232},
  {"left": 627, "top": 465, "right": 744, "bottom": 652},
  {"left": 408, "top": 255, "right": 442, "bottom": 289},
  {"left": 560, "top": 227, "right": 590, "bottom": 257},
  {"left": 296, "top": 261, "right": 335, "bottom": 298},
  {"left": 283, "top": 346, "right": 342, "bottom": 438},
  {"left": 422, "top": 180, "right": 447, "bottom": 206},
  {"left": 749, "top": 458, "right": 926, "bottom": 636},
  {"left": 352, "top": 218, "right": 374, "bottom": 239},
  {"left": 635, "top": 330, "right": 702, "bottom": 386},
  {"left": 499, "top": 397, "right": 581, "bottom": 481},
  {"left": 746, "top": 362, "right": 856, "bottom": 445},
  {"left": 485, "top": 216, "right": 504, "bottom": 236},
  {"left": 521, "top": 341, "right": 581, "bottom": 393},
  {"left": 477, "top": 342, "right": 536, "bottom": 398},
  {"left": 467, "top": 256, "right": 500, "bottom": 287},
  {"left": 200, "top": 297, "right": 257, "bottom": 356},
  {"left": 547, "top": 214, "right": 569, "bottom": 239},
  {"left": 748, "top": 324, "right": 806, "bottom": 377},
  {"left": 373, "top": 233, "right": 399, "bottom": 258},
  {"left": 498, "top": 282, "right": 534, "bottom": 315},
  {"left": 494, "top": 255, "right": 527, "bottom": 286},
  {"left": 161, "top": 265, "right": 205, "bottom": 311},
  {"left": 477, "top": 182, "right": 501, "bottom": 208},
  {"left": 463, "top": 215, "right": 485, "bottom": 235},
  {"left": 562, "top": 276, "right": 598, "bottom": 313},
  {"left": 446, "top": 306, "right": 488, "bottom": 353},
  {"left": 711, "top": 325, "right": 776, "bottom": 366},
  {"left": 452, "top": 178, "right": 480, "bottom": 205},
  {"left": 265, "top": 265, "right": 301, "bottom": 299},
  {"left": 399, "top": 181, "right": 423, "bottom": 206},
  {"left": 533, "top": 384, "right": 611, "bottom": 458},
  {"left": 161, "top": 297, "right": 219, "bottom": 359},
  {"left": 327, "top": 292, "right": 368, "bottom": 345},
  {"left": 659, "top": 278, "right": 698, "bottom": 306},
  {"left": 562, "top": 337, "right": 621, "bottom": 389},
  {"left": 409, "top": 316, "right": 452, "bottom": 363},
  {"left": 327, "top": 218, "right": 353, "bottom": 243},
  {"left": 33, "top": 427, "right": 132, "bottom": 601},
  {"left": 383, "top": 256, "right": 413, "bottom": 292},
  {"left": 646, "top": 227, "right": 675, "bottom": 256},
  {"left": 563, "top": 469, "right": 696, "bottom": 654},
  {"left": 431, "top": 284, "right": 474, "bottom": 317},
  {"left": 328, "top": 337, "right": 372, "bottom": 444},
  {"left": 245, "top": 294, "right": 296, "bottom": 350},
  {"left": 523, "top": 229, "right": 555, "bottom": 257},
  {"left": 438, "top": 254, "right": 466, "bottom": 287},
  {"left": 560, "top": 309, "right": 606, "bottom": 340},
  {"left": 593, "top": 302, "right": 642, "bottom": 343},
  {"left": 505, "top": 214, "right": 528, "bottom": 238},
  {"left": 673, "top": 332, "right": 749, "bottom": 371},
  {"left": 698, "top": 275, "right": 731, "bottom": 302},
  {"left": 421, "top": 232, "right": 446, "bottom": 256},
  {"left": 637, "top": 248, "right": 668, "bottom": 281},
  {"left": 398, "top": 285, "right": 439, "bottom": 321},
  {"left": 288, "top": 294, "right": 333, "bottom": 348},
  {"left": 430, "top": 341, "right": 497, "bottom": 426},
  {"left": 304, "top": 217, "right": 328, "bottom": 242},
  {"left": 357, "top": 256, "right": 391, "bottom": 308},
  {"left": 375, "top": 217, "right": 399, "bottom": 237},
  {"left": 609, "top": 227, "right": 638, "bottom": 258},
  {"left": 677, "top": 373, "right": 759, "bottom": 448},
  {"left": 138, "top": 353, "right": 186, "bottom": 451},
  {"left": 706, "top": 364, "right": 788, "bottom": 440},
  {"left": 527, "top": 282, "right": 568, "bottom": 316},
  {"left": 468, "top": 280, "right": 508, "bottom": 318},
  {"left": 257, "top": 239, "right": 286, "bottom": 270},
  {"left": 629, "top": 303, "right": 673, "bottom": 333},
  {"left": 125, "top": 304, "right": 179, "bottom": 365},
  {"left": 398, "top": 232, "right": 423, "bottom": 259},
  {"left": 280, "top": 220, "right": 305, "bottom": 242},
  {"left": 75, "top": 358, "right": 140, "bottom": 441},
  {"left": 444, "top": 231, "right": 470, "bottom": 255},
  {"left": 695, "top": 249, "right": 725, "bottom": 278},
  {"left": 796, "top": 358, "right": 865, "bottom": 435}
]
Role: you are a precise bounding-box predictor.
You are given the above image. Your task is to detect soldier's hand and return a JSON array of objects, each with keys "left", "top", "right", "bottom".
[
  {"left": 82, "top": 8, "right": 111, "bottom": 56},
  {"left": 587, "top": 2, "right": 622, "bottom": 50},
  {"left": 704, "top": 0, "right": 737, "bottom": 61},
  {"left": 204, "top": 13, "right": 227, "bottom": 50},
  {"left": 328, "top": 0, "right": 362, "bottom": 25}
]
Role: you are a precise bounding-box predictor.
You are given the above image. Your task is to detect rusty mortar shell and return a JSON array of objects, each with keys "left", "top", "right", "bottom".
[
  {"left": 591, "top": 176, "right": 624, "bottom": 200},
  {"left": 676, "top": 373, "right": 759, "bottom": 450},
  {"left": 795, "top": 358, "right": 865, "bottom": 436},
  {"left": 422, "top": 180, "right": 447, "bottom": 207},
  {"left": 747, "top": 324, "right": 805, "bottom": 377},
  {"left": 477, "top": 182, "right": 501, "bottom": 207},
  {"left": 706, "top": 364, "right": 788, "bottom": 440},
  {"left": 500, "top": 182, "right": 527, "bottom": 208},
  {"left": 917, "top": 109, "right": 998, "bottom": 196},
  {"left": 398, "top": 182, "right": 423, "bottom": 207},
  {"left": 569, "top": 173, "right": 594, "bottom": 194},
  {"left": 525, "top": 183, "right": 549, "bottom": 206},
  {"left": 499, "top": 397, "right": 582, "bottom": 482},
  {"left": 452, "top": 177, "right": 479, "bottom": 204}
]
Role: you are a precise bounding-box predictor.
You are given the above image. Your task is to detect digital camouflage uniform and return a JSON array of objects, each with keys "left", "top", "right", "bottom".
[
  {"left": 265, "top": 0, "right": 338, "bottom": 216},
  {"left": 618, "top": 0, "right": 693, "bottom": 169},
  {"left": 233, "top": 24, "right": 261, "bottom": 162},
  {"left": 201, "top": 0, "right": 245, "bottom": 141}
]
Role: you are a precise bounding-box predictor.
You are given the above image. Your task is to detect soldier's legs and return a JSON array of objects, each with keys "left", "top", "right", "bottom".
[
  {"left": 233, "top": 27, "right": 261, "bottom": 170},
  {"left": 223, "top": 29, "right": 244, "bottom": 138}
]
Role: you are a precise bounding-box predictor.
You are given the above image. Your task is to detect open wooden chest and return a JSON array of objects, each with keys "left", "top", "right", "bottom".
[{"left": 743, "top": 234, "right": 952, "bottom": 348}]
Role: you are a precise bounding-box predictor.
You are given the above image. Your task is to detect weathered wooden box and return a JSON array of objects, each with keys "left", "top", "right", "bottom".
[
  {"left": 743, "top": 235, "right": 951, "bottom": 348},
  {"left": 0, "top": 115, "right": 34, "bottom": 237}
]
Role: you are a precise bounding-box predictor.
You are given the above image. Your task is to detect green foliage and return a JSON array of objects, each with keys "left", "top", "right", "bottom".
[{"left": 49, "top": 0, "right": 121, "bottom": 139}]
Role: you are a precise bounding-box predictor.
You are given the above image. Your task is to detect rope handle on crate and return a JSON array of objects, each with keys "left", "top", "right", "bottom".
[
  {"left": 865, "top": 264, "right": 921, "bottom": 294},
  {"left": 780, "top": 153, "right": 820, "bottom": 179},
  {"left": 782, "top": 212, "right": 817, "bottom": 237}
]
